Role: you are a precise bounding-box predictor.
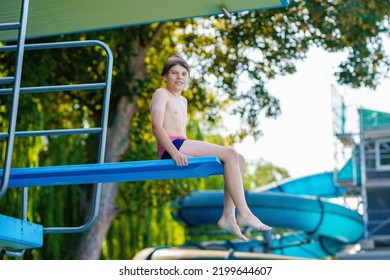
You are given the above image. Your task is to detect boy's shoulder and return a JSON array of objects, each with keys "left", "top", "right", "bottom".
[
  {"left": 154, "top": 87, "right": 169, "bottom": 95},
  {"left": 151, "top": 88, "right": 170, "bottom": 102}
]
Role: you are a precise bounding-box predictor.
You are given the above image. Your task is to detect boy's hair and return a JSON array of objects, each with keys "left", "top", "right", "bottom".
[{"left": 161, "top": 54, "right": 190, "bottom": 77}]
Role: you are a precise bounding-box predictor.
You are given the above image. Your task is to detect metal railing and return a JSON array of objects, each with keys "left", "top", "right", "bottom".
[{"left": 0, "top": 40, "right": 113, "bottom": 236}]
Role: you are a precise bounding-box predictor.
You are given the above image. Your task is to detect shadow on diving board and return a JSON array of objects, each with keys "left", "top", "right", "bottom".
[{"left": 1, "top": 156, "right": 223, "bottom": 188}]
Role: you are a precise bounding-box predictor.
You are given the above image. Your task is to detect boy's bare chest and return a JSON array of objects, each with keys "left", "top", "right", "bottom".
[{"left": 166, "top": 99, "right": 186, "bottom": 119}]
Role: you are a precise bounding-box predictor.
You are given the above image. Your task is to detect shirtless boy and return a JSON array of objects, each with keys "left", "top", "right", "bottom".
[{"left": 150, "top": 54, "right": 271, "bottom": 241}]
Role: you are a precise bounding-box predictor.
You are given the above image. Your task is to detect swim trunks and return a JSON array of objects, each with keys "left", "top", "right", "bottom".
[{"left": 157, "top": 136, "right": 187, "bottom": 159}]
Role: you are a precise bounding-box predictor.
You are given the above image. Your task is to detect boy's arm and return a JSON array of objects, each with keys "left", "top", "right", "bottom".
[{"left": 150, "top": 89, "right": 188, "bottom": 166}]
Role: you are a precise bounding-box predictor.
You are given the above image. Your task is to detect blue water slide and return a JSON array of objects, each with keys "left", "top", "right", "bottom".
[
  {"left": 260, "top": 171, "right": 345, "bottom": 197},
  {"left": 174, "top": 172, "right": 364, "bottom": 258}
]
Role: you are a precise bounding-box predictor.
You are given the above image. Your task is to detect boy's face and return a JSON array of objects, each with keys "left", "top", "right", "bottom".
[{"left": 163, "top": 64, "right": 189, "bottom": 93}]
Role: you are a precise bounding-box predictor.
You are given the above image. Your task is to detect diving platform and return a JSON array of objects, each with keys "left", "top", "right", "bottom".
[
  {"left": 0, "top": 214, "right": 43, "bottom": 250},
  {"left": 1, "top": 157, "right": 223, "bottom": 188},
  {"left": 0, "top": 0, "right": 289, "bottom": 41}
]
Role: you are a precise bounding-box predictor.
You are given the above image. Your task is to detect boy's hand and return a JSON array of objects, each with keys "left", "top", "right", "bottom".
[{"left": 172, "top": 152, "right": 188, "bottom": 167}]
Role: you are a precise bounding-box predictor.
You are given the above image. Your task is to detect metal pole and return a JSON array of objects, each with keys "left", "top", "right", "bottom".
[
  {"left": 358, "top": 108, "right": 370, "bottom": 250},
  {"left": 0, "top": 0, "right": 29, "bottom": 199}
]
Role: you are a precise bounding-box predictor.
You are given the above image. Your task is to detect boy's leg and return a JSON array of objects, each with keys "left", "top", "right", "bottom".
[
  {"left": 219, "top": 183, "right": 247, "bottom": 240},
  {"left": 180, "top": 140, "right": 247, "bottom": 240},
  {"left": 179, "top": 140, "right": 271, "bottom": 238}
]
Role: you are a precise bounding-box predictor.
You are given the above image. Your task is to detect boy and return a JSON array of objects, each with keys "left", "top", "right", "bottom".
[{"left": 150, "top": 54, "right": 271, "bottom": 241}]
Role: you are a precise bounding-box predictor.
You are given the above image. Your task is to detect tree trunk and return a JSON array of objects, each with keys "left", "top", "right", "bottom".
[
  {"left": 73, "top": 22, "right": 165, "bottom": 259},
  {"left": 75, "top": 50, "right": 148, "bottom": 260}
]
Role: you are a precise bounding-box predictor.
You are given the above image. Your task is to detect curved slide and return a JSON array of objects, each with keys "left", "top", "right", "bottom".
[{"left": 173, "top": 172, "right": 364, "bottom": 259}]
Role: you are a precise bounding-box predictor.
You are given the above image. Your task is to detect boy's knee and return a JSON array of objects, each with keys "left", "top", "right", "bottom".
[
  {"left": 221, "top": 147, "right": 239, "bottom": 162},
  {"left": 238, "top": 153, "right": 245, "bottom": 165}
]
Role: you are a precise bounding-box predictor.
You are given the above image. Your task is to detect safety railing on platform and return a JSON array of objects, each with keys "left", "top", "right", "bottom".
[{"left": 0, "top": 40, "right": 114, "bottom": 236}]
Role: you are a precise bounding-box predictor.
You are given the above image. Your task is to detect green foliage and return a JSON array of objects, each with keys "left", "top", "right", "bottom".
[{"left": 243, "top": 160, "right": 290, "bottom": 190}]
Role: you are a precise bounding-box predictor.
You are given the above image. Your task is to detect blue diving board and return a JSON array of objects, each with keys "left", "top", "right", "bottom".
[
  {"left": 0, "top": 214, "right": 43, "bottom": 250},
  {"left": 1, "top": 157, "right": 223, "bottom": 188}
]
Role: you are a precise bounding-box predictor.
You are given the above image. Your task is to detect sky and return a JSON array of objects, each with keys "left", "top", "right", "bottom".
[{"left": 230, "top": 43, "right": 390, "bottom": 179}]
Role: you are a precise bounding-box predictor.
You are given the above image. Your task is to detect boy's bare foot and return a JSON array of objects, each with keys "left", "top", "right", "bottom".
[
  {"left": 237, "top": 213, "right": 272, "bottom": 231},
  {"left": 218, "top": 217, "right": 248, "bottom": 241}
]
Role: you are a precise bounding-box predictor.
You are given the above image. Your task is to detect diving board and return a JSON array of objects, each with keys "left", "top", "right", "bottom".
[
  {"left": 0, "top": 0, "right": 289, "bottom": 41},
  {"left": 1, "top": 157, "right": 223, "bottom": 188},
  {"left": 0, "top": 214, "right": 43, "bottom": 250}
]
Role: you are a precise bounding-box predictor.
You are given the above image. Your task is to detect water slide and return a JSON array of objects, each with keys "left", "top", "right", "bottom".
[{"left": 171, "top": 172, "right": 364, "bottom": 259}]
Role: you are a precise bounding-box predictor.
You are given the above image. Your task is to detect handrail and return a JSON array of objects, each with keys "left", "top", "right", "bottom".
[
  {"left": 44, "top": 40, "right": 113, "bottom": 234},
  {"left": 45, "top": 41, "right": 113, "bottom": 234},
  {"left": 0, "top": 39, "right": 113, "bottom": 237},
  {"left": 0, "top": 40, "right": 113, "bottom": 197}
]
